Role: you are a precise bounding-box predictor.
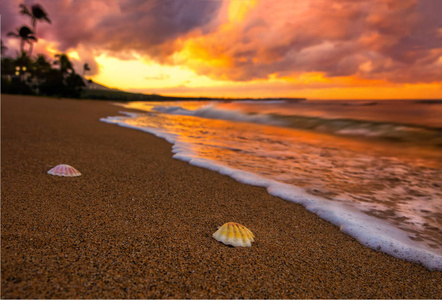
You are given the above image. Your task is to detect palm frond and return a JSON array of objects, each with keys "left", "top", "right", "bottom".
[
  {"left": 19, "top": 26, "right": 34, "bottom": 37},
  {"left": 19, "top": 4, "right": 32, "bottom": 16},
  {"left": 32, "top": 5, "right": 51, "bottom": 23}
]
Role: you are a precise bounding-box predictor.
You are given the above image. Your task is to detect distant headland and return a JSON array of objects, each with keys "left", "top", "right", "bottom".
[{"left": 83, "top": 80, "right": 306, "bottom": 102}]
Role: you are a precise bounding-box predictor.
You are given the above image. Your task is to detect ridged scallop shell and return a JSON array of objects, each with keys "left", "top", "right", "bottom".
[
  {"left": 212, "top": 222, "right": 255, "bottom": 247},
  {"left": 47, "top": 164, "right": 81, "bottom": 177}
]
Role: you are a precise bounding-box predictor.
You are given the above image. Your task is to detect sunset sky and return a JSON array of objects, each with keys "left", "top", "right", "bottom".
[{"left": 2, "top": 0, "right": 441, "bottom": 99}]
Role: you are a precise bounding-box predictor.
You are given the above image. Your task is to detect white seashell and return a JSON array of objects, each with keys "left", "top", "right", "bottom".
[
  {"left": 212, "top": 222, "right": 255, "bottom": 247},
  {"left": 47, "top": 164, "right": 81, "bottom": 177}
]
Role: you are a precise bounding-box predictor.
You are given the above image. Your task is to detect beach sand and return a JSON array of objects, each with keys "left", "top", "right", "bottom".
[{"left": 1, "top": 94, "right": 441, "bottom": 298}]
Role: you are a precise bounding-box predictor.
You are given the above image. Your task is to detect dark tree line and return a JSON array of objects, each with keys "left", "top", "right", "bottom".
[{"left": 1, "top": 3, "right": 87, "bottom": 98}]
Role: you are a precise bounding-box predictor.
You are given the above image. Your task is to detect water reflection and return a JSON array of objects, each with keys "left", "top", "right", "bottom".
[{"left": 116, "top": 100, "right": 442, "bottom": 253}]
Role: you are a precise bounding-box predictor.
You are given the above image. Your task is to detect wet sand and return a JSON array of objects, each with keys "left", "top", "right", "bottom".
[{"left": 1, "top": 94, "right": 441, "bottom": 299}]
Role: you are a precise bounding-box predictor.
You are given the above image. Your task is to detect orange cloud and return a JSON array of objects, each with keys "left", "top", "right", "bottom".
[{"left": 169, "top": 0, "right": 441, "bottom": 84}]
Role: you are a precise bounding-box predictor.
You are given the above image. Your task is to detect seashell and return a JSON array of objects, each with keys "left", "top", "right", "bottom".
[
  {"left": 47, "top": 164, "right": 81, "bottom": 177},
  {"left": 212, "top": 222, "right": 255, "bottom": 247}
]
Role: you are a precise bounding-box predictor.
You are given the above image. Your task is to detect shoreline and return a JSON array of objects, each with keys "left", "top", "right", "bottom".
[
  {"left": 101, "top": 109, "right": 442, "bottom": 271},
  {"left": 2, "top": 94, "right": 441, "bottom": 298}
]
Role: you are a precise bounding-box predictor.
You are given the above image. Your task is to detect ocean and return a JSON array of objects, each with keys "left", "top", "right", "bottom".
[{"left": 101, "top": 99, "right": 442, "bottom": 270}]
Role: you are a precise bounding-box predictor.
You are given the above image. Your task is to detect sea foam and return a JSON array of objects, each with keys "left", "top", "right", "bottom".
[
  {"left": 100, "top": 111, "right": 442, "bottom": 271},
  {"left": 152, "top": 104, "right": 285, "bottom": 126},
  {"left": 142, "top": 103, "right": 442, "bottom": 146}
]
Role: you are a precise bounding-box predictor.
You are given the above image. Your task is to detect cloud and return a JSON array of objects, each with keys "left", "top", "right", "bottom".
[
  {"left": 2, "top": 0, "right": 222, "bottom": 71},
  {"left": 145, "top": 74, "right": 170, "bottom": 80},
  {"left": 171, "top": 0, "right": 441, "bottom": 83},
  {"left": 46, "top": 0, "right": 222, "bottom": 61},
  {"left": 0, "top": 1, "right": 19, "bottom": 37},
  {"left": 2, "top": 0, "right": 441, "bottom": 84}
]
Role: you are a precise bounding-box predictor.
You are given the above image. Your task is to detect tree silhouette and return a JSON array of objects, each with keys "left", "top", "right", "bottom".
[
  {"left": 2, "top": 52, "right": 35, "bottom": 94},
  {"left": 33, "top": 54, "right": 52, "bottom": 86},
  {"left": 54, "top": 53, "right": 74, "bottom": 75},
  {"left": 20, "top": 4, "right": 51, "bottom": 31},
  {"left": 35, "top": 54, "right": 52, "bottom": 73},
  {"left": 3, "top": 4, "right": 85, "bottom": 98},
  {"left": 19, "top": 4, "right": 51, "bottom": 57},
  {"left": 83, "top": 63, "right": 91, "bottom": 88},
  {"left": 1, "top": 57, "right": 15, "bottom": 76},
  {"left": 65, "top": 72, "right": 86, "bottom": 97},
  {"left": 1, "top": 39, "right": 7, "bottom": 55},
  {"left": 83, "top": 63, "right": 91, "bottom": 76},
  {"left": 7, "top": 26, "right": 36, "bottom": 55}
]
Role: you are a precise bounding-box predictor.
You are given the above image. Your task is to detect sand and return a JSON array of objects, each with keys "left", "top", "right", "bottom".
[{"left": 1, "top": 94, "right": 441, "bottom": 299}]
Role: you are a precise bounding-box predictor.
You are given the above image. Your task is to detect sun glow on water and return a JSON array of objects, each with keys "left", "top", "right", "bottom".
[{"left": 101, "top": 100, "right": 442, "bottom": 270}]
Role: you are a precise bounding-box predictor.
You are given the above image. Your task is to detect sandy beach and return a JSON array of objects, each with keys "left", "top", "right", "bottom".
[{"left": 1, "top": 94, "right": 441, "bottom": 299}]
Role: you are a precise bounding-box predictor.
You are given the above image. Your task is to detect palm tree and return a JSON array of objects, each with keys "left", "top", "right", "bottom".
[
  {"left": 33, "top": 54, "right": 52, "bottom": 77},
  {"left": 35, "top": 55, "right": 52, "bottom": 71},
  {"left": 83, "top": 63, "right": 91, "bottom": 88},
  {"left": 31, "top": 54, "right": 52, "bottom": 92},
  {"left": 20, "top": 4, "right": 51, "bottom": 31},
  {"left": 7, "top": 26, "right": 36, "bottom": 55},
  {"left": 19, "top": 4, "right": 51, "bottom": 57},
  {"left": 83, "top": 63, "right": 91, "bottom": 76},
  {"left": 54, "top": 53, "right": 74, "bottom": 75}
]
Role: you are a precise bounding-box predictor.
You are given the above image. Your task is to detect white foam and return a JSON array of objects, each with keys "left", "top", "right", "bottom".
[
  {"left": 152, "top": 104, "right": 285, "bottom": 126},
  {"left": 100, "top": 112, "right": 178, "bottom": 144},
  {"left": 181, "top": 154, "right": 442, "bottom": 271},
  {"left": 100, "top": 113, "right": 442, "bottom": 271}
]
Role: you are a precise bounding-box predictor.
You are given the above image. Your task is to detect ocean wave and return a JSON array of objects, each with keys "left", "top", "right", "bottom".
[
  {"left": 150, "top": 104, "right": 442, "bottom": 147},
  {"left": 276, "top": 115, "right": 442, "bottom": 146},
  {"left": 152, "top": 104, "right": 285, "bottom": 126}
]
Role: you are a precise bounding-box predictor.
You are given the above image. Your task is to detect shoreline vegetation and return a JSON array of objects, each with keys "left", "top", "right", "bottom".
[
  {"left": 2, "top": 3, "right": 86, "bottom": 99},
  {"left": 2, "top": 94, "right": 441, "bottom": 299},
  {"left": 79, "top": 88, "right": 307, "bottom": 102}
]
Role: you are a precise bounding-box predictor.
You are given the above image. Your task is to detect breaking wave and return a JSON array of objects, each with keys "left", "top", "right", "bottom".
[{"left": 150, "top": 104, "right": 442, "bottom": 147}]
